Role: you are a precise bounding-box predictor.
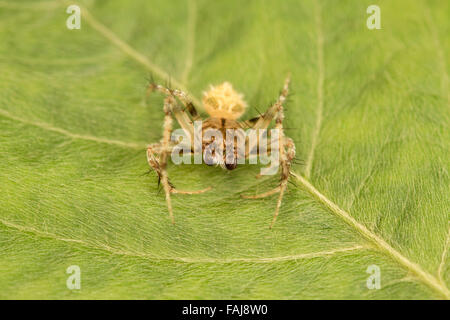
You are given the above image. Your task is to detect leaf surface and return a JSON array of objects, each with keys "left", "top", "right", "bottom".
[{"left": 0, "top": 0, "right": 448, "bottom": 299}]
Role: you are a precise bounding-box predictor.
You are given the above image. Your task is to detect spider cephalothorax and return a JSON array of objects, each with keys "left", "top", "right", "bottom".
[
  {"left": 146, "top": 75, "right": 295, "bottom": 228},
  {"left": 200, "top": 82, "right": 247, "bottom": 170}
]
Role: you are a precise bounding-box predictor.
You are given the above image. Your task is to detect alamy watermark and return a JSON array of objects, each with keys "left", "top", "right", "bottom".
[
  {"left": 366, "top": 264, "right": 381, "bottom": 289},
  {"left": 366, "top": 5, "right": 381, "bottom": 30},
  {"left": 66, "top": 5, "right": 81, "bottom": 30},
  {"left": 66, "top": 265, "right": 81, "bottom": 290},
  {"left": 170, "top": 122, "right": 281, "bottom": 175}
]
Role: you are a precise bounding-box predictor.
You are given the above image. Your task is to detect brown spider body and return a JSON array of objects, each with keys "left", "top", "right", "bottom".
[
  {"left": 146, "top": 75, "right": 295, "bottom": 228},
  {"left": 200, "top": 117, "right": 243, "bottom": 170},
  {"left": 201, "top": 117, "right": 241, "bottom": 133}
]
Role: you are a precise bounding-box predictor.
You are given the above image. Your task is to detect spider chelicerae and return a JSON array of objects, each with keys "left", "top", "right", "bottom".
[{"left": 146, "top": 75, "right": 295, "bottom": 228}]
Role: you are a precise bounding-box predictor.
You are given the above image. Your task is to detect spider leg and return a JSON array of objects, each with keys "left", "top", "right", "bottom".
[
  {"left": 164, "top": 149, "right": 213, "bottom": 194},
  {"left": 171, "top": 89, "right": 201, "bottom": 121},
  {"left": 241, "top": 186, "right": 281, "bottom": 199},
  {"left": 239, "top": 74, "right": 291, "bottom": 130},
  {"left": 270, "top": 137, "right": 295, "bottom": 228},
  {"left": 152, "top": 96, "right": 177, "bottom": 223},
  {"left": 147, "top": 99, "right": 211, "bottom": 224},
  {"left": 240, "top": 74, "right": 296, "bottom": 228},
  {"left": 245, "top": 135, "right": 278, "bottom": 178},
  {"left": 146, "top": 142, "right": 164, "bottom": 179},
  {"left": 147, "top": 83, "right": 200, "bottom": 134},
  {"left": 242, "top": 137, "right": 295, "bottom": 228},
  {"left": 242, "top": 74, "right": 291, "bottom": 165},
  {"left": 171, "top": 186, "right": 212, "bottom": 194},
  {"left": 147, "top": 146, "right": 212, "bottom": 194}
]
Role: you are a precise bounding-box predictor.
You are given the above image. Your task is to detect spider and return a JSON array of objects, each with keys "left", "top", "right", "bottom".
[{"left": 146, "top": 75, "right": 295, "bottom": 228}]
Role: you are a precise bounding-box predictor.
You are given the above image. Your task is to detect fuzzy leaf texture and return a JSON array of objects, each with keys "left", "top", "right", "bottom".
[{"left": 0, "top": 0, "right": 449, "bottom": 299}]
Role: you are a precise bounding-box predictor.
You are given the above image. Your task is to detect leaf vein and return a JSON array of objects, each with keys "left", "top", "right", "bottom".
[
  {"left": 181, "top": 0, "right": 197, "bottom": 85},
  {"left": 69, "top": 1, "right": 201, "bottom": 106},
  {"left": 424, "top": 5, "right": 450, "bottom": 109},
  {"left": 0, "top": 108, "right": 145, "bottom": 149},
  {"left": 292, "top": 172, "right": 450, "bottom": 299},
  {"left": 347, "top": 136, "right": 407, "bottom": 210},
  {"left": 0, "top": 218, "right": 367, "bottom": 264}
]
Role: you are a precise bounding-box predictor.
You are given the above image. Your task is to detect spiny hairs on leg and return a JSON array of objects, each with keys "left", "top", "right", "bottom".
[
  {"left": 241, "top": 74, "right": 295, "bottom": 228},
  {"left": 147, "top": 80, "right": 200, "bottom": 120},
  {"left": 146, "top": 88, "right": 211, "bottom": 224},
  {"left": 147, "top": 144, "right": 211, "bottom": 223},
  {"left": 242, "top": 136, "right": 295, "bottom": 229},
  {"left": 146, "top": 74, "right": 293, "bottom": 227},
  {"left": 159, "top": 96, "right": 176, "bottom": 223},
  {"left": 270, "top": 137, "right": 295, "bottom": 228}
]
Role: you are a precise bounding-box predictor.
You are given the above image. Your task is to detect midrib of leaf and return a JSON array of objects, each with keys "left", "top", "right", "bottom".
[
  {"left": 0, "top": 113, "right": 445, "bottom": 295},
  {"left": 295, "top": 1, "right": 449, "bottom": 299},
  {"left": 291, "top": 173, "right": 450, "bottom": 299},
  {"left": 2, "top": 0, "right": 448, "bottom": 299}
]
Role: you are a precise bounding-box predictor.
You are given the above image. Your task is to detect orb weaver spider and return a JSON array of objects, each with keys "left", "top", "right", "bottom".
[{"left": 146, "top": 75, "right": 295, "bottom": 228}]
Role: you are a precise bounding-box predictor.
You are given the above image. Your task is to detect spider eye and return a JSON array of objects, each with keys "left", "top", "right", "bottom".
[{"left": 225, "top": 162, "right": 237, "bottom": 170}]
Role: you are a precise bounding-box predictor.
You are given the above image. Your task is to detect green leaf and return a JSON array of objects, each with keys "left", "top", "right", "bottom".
[{"left": 0, "top": 0, "right": 448, "bottom": 299}]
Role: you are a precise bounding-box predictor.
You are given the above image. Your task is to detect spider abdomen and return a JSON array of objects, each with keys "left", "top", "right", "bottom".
[{"left": 202, "top": 82, "right": 247, "bottom": 120}]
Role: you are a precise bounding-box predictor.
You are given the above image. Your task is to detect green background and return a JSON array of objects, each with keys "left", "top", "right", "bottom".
[{"left": 0, "top": 0, "right": 448, "bottom": 299}]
